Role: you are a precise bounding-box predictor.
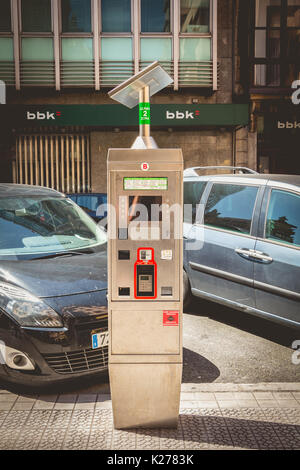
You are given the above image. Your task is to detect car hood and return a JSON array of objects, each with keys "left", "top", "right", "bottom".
[{"left": 0, "top": 249, "right": 107, "bottom": 298}]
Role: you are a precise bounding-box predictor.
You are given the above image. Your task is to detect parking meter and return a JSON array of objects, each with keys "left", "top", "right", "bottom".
[{"left": 107, "top": 63, "right": 183, "bottom": 429}]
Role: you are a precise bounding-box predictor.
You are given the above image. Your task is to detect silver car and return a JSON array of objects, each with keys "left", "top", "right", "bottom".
[{"left": 183, "top": 168, "right": 300, "bottom": 329}]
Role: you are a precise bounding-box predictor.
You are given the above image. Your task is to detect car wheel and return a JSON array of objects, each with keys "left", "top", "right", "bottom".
[{"left": 183, "top": 269, "right": 193, "bottom": 311}]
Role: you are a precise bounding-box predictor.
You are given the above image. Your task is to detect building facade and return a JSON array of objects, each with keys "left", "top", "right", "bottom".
[
  {"left": 0, "top": 0, "right": 253, "bottom": 193},
  {"left": 236, "top": 0, "right": 300, "bottom": 174}
]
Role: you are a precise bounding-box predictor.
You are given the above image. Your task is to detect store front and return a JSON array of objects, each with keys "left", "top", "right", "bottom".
[
  {"left": 257, "top": 101, "right": 300, "bottom": 174},
  {"left": 0, "top": 103, "right": 249, "bottom": 192}
]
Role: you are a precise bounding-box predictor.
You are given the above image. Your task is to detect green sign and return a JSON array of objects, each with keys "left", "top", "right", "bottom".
[
  {"left": 124, "top": 177, "right": 168, "bottom": 191},
  {"left": 1, "top": 104, "right": 249, "bottom": 128},
  {"left": 139, "top": 102, "right": 150, "bottom": 125}
]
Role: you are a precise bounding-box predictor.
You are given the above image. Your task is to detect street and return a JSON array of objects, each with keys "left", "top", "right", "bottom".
[{"left": 183, "top": 299, "right": 300, "bottom": 384}]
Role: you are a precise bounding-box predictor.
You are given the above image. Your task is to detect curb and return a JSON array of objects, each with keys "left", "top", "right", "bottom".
[{"left": 181, "top": 383, "right": 300, "bottom": 392}]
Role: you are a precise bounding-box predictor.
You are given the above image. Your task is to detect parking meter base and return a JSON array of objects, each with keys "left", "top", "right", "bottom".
[{"left": 109, "top": 363, "right": 182, "bottom": 429}]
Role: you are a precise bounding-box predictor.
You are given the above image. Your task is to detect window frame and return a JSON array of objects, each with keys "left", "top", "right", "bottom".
[
  {"left": 202, "top": 181, "right": 261, "bottom": 237},
  {"left": 179, "top": 0, "right": 212, "bottom": 37},
  {"left": 183, "top": 180, "right": 207, "bottom": 224},
  {"left": 100, "top": 0, "right": 133, "bottom": 35},
  {"left": 0, "top": 0, "right": 13, "bottom": 34},
  {"left": 19, "top": 0, "right": 53, "bottom": 35},
  {"left": 263, "top": 187, "right": 300, "bottom": 249},
  {"left": 250, "top": 0, "right": 300, "bottom": 89},
  {"left": 140, "top": 0, "right": 173, "bottom": 35},
  {"left": 6, "top": 0, "right": 218, "bottom": 90},
  {"left": 178, "top": 0, "right": 214, "bottom": 72},
  {"left": 59, "top": 0, "right": 93, "bottom": 36}
]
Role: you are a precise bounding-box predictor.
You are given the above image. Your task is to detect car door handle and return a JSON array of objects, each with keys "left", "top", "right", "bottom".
[
  {"left": 252, "top": 250, "right": 273, "bottom": 263},
  {"left": 235, "top": 248, "right": 273, "bottom": 263},
  {"left": 235, "top": 248, "right": 255, "bottom": 259}
]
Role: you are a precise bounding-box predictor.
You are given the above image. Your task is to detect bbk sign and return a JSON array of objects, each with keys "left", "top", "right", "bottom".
[
  {"left": 26, "top": 110, "right": 62, "bottom": 120},
  {"left": 0, "top": 104, "right": 249, "bottom": 129},
  {"left": 277, "top": 121, "right": 300, "bottom": 129},
  {"left": 166, "top": 109, "right": 200, "bottom": 120}
]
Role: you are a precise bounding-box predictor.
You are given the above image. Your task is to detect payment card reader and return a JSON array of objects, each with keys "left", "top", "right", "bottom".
[
  {"left": 107, "top": 62, "right": 183, "bottom": 429},
  {"left": 134, "top": 248, "right": 157, "bottom": 299}
]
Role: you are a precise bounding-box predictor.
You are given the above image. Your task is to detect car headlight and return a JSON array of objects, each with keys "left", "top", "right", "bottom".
[{"left": 0, "top": 282, "right": 63, "bottom": 328}]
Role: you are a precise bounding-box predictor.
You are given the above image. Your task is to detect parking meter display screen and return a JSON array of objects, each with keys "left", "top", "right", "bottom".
[
  {"left": 124, "top": 177, "right": 168, "bottom": 191},
  {"left": 129, "top": 196, "right": 162, "bottom": 221}
]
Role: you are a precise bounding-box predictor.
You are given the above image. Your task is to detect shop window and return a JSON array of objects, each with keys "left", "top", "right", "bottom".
[
  {"left": 0, "top": 0, "right": 11, "bottom": 32},
  {"left": 266, "top": 190, "right": 300, "bottom": 247},
  {"left": 141, "top": 0, "right": 170, "bottom": 32},
  {"left": 61, "top": 0, "right": 91, "bottom": 33},
  {"left": 140, "top": 38, "right": 172, "bottom": 62},
  {"left": 21, "top": 38, "right": 54, "bottom": 61},
  {"left": 180, "top": 0, "right": 210, "bottom": 33},
  {"left": 204, "top": 184, "right": 258, "bottom": 235},
  {"left": 101, "top": 38, "right": 133, "bottom": 61},
  {"left": 21, "top": 0, "right": 52, "bottom": 32},
  {"left": 180, "top": 37, "right": 211, "bottom": 61},
  {"left": 62, "top": 38, "right": 93, "bottom": 61},
  {"left": 101, "top": 0, "right": 131, "bottom": 32},
  {"left": 0, "top": 38, "right": 13, "bottom": 61}
]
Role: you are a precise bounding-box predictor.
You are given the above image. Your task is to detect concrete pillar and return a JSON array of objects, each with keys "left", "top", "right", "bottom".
[{"left": 235, "top": 126, "right": 257, "bottom": 171}]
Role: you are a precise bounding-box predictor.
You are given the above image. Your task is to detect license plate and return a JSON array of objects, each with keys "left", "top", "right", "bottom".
[{"left": 91, "top": 331, "right": 109, "bottom": 349}]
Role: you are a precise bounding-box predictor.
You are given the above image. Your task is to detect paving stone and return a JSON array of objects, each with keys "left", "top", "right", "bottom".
[
  {"left": 47, "top": 410, "right": 72, "bottom": 428},
  {"left": 0, "top": 394, "right": 18, "bottom": 402},
  {"left": 63, "top": 410, "right": 94, "bottom": 450},
  {"left": 0, "top": 402, "right": 14, "bottom": 410},
  {"left": 54, "top": 402, "right": 75, "bottom": 410},
  {"left": 13, "top": 401, "right": 35, "bottom": 411},
  {"left": 215, "top": 392, "right": 236, "bottom": 401},
  {"left": 275, "top": 400, "right": 300, "bottom": 408},
  {"left": 257, "top": 400, "right": 280, "bottom": 408},
  {"left": 273, "top": 392, "right": 294, "bottom": 400},
  {"left": 0, "top": 388, "right": 299, "bottom": 449},
  {"left": 112, "top": 428, "right": 137, "bottom": 450},
  {"left": 34, "top": 400, "right": 56, "bottom": 410},
  {"left": 0, "top": 411, "right": 8, "bottom": 427},
  {"left": 57, "top": 394, "right": 77, "bottom": 403},
  {"left": 254, "top": 392, "right": 274, "bottom": 400},
  {"left": 88, "top": 409, "right": 114, "bottom": 450},
  {"left": 25, "top": 410, "right": 52, "bottom": 427}
]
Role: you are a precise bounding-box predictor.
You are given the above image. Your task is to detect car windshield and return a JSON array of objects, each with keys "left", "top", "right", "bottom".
[{"left": 0, "top": 196, "right": 107, "bottom": 260}]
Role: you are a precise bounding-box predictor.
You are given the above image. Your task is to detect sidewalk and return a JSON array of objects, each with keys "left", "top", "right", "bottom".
[{"left": 0, "top": 383, "right": 300, "bottom": 450}]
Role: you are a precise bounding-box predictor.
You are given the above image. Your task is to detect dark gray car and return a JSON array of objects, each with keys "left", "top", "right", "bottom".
[{"left": 183, "top": 170, "right": 300, "bottom": 329}]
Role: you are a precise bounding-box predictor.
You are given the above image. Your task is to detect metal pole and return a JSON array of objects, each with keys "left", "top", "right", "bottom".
[
  {"left": 131, "top": 85, "right": 158, "bottom": 149},
  {"left": 139, "top": 85, "right": 150, "bottom": 138}
]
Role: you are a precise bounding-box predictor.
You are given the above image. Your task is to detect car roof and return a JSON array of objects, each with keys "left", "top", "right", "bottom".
[
  {"left": 0, "top": 183, "right": 65, "bottom": 198},
  {"left": 184, "top": 173, "right": 300, "bottom": 189}
]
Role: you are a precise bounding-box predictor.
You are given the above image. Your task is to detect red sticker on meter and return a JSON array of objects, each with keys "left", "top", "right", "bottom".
[
  {"left": 141, "top": 162, "right": 149, "bottom": 171},
  {"left": 163, "top": 311, "right": 179, "bottom": 326}
]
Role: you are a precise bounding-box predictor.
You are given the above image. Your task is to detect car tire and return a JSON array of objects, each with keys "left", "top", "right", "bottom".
[{"left": 183, "top": 269, "right": 193, "bottom": 311}]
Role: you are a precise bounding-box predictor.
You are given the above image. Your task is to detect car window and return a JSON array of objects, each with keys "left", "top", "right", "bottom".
[
  {"left": 0, "top": 196, "right": 107, "bottom": 260},
  {"left": 204, "top": 183, "right": 258, "bottom": 234},
  {"left": 184, "top": 181, "right": 206, "bottom": 223},
  {"left": 265, "top": 189, "right": 300, "bottom": 247}
]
